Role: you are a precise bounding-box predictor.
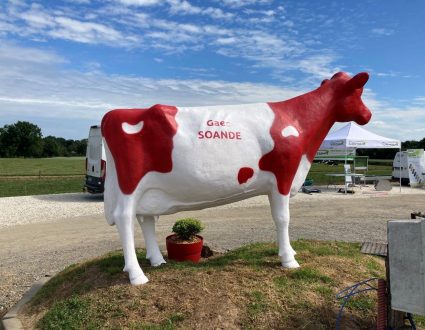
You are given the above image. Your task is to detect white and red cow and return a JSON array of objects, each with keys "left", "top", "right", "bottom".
[{"left": 101, "top": 71, "right": 372, "bottom": 285}]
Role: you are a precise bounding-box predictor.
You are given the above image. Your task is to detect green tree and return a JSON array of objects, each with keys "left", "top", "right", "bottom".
[
  {"left": 0, "top": 121, "right": 43, "bottom": 157},
  {"left": 402, "top": 140, "right": 420, "bottom": 150},
  {"left": 42, "top": 136, "right": 63, "bottom": 157},
  {"left": 0, "top": 127, "right": 5, "bottom": 157},
  {"left": 74, "top": 139, "right": 87, "bottom": 156}
]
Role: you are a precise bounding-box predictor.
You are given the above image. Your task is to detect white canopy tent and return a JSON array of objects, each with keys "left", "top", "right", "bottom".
[
  {"left": 319, "top": 122, "right": 401, "bottom": 191},
  {"left": 320, "top": 122, "right": 401, "bottom": 150}
]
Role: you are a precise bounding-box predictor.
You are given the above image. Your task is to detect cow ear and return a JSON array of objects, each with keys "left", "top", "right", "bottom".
[
  {"left": 321, "top": 79, "right": 329, "bottom": 86},
  {"left": 346, "top": 72, "right": 369, "bottom": 90}
]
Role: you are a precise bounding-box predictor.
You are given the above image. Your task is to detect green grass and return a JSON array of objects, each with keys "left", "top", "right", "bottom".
[
  {"left": 0, "top": 157, "right": 85, "bottom": 176},
  {"left": 0, "top": 157, "right": 86, "bottom": 196},
  {"left": 0, "top": 157, "right": 392, "bottom": 197},
  {"left": 368, "top": 159, "right": 393, "bottom": 166},
  {"left": 131, "top": 313, "right": 186, "bottom": 330},
  {"left": 416, "top": 315, "right": 425, "bottom": 328},
  {"left": 36, "top": 296, "right": 92, "bottom": 330},
  {"left": 288, "top": 267, "right": 333, "bottom": 284},
  {"left": 25, "top": 240, "right": 393, "bottom": 330},
  {"left": 0, "top": 177, "right": 85, "bottom": 197},
  {"left": 246, "top": 291, "right": 268, "bottom": 320},
  {"left": 308, "top": 161, "right": 392, "bottom": 185}
]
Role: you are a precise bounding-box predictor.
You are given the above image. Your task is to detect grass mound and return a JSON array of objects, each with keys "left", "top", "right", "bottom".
[{"left": 22, "top": 240, "right": 390, "bottom": 329}]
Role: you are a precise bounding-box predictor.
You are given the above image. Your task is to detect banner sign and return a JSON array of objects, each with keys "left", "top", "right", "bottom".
[
  {"left": 407, "top": 149, "right": 425, "bottom": 187},
  {"left": 315, "top": 148, "right": 356, "bottom": 160}
]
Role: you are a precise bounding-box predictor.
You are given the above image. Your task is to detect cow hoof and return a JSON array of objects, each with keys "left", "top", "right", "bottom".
[
  {"left": 150, "top": 258, "right": 166, "bottom": 267},
  {"left": 281, "top": 259, "right": 300, "bottom": 269},
  {"left": 130, "top": 273, "right": 149, "bottom": 285}
]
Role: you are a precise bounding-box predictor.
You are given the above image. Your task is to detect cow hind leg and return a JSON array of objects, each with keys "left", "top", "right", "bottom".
[
  {"left": 115, "top": 211, "right": 149, "bottom": 285},
  {"left": 268, "top": 190, "right": 300, "bottom": 268},
  {"left": 137, "top": 215, "right": 166, "bottom": 267}
]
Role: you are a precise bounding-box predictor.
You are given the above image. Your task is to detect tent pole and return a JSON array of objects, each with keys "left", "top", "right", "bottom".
[
  {"left": 399, "top": 147, "right": 402, "bottom": 193},
  {"left": 345, "top": 147, "right": 347, "bottom": 194}
]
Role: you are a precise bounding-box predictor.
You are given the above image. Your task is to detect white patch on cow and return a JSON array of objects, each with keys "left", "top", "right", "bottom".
[
  {"left": 290, "top": 155, "right": 311, "bottom": 197},
  {"left": 282, "top": 126, "right": 299, "bottom": 137},
  {"left": 122, "top": 121, "right": 144, "bottom": 134},
  {"left": 130, "top": 103, "right": 276, "bottom": 215}
]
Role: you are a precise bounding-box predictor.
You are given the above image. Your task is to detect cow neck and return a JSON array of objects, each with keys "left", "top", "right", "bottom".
[
  {"left": 268, "top": 88, "right": 336, "bottom": 161},
  {"left": 260, "top": 89, "right": 337, "bottom": 196}
]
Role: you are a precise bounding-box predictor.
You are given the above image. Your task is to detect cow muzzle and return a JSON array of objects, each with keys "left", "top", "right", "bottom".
[{"left": 355, "top": 107, "right": 372, "bottom": 125}]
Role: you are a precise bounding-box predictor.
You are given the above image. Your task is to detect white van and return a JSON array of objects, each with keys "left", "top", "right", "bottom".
[
  {"left": 84, "top": 125, "right": 106, "bottom": 193},
  {"left": 392, "top": 151, "right": 409, "bottom": 185}
]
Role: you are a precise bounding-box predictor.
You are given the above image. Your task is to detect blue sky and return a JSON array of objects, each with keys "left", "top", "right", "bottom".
[{"left": 0, "top": 0, "right": 424, "bottom": 140}]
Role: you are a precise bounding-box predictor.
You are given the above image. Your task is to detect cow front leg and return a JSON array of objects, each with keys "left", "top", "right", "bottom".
[
  {"left": 137, "top": 215, "right": 166, "bottom": 267},
  {"left": 115, "top": 212, "right": 149, "bottom": 285},
  {"left": 268, "top": 190, "right": 300, "bottom": 268}
]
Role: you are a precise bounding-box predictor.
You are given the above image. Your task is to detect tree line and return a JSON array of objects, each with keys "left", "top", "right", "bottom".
[
  {"left": 357, "top": 138, "right": 425, "bottom": 159},
  {"left": 0, "top": 120, "right": 424, "bottom": 159},
  {"left": 0, "top": 121, "right": 87, "bottom": 158}
]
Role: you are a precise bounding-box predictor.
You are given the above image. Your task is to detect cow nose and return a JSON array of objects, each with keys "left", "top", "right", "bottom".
[{"left": 356, "top": 109, "right": 372, "bottom": 125}]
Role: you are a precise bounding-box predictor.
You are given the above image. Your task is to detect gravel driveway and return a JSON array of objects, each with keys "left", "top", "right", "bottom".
[{"left": 1, "top": 186, "right": 424, "bottom": 317}]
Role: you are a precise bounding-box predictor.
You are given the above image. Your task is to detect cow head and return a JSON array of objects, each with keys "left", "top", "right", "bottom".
[{"left": 321, "top": 72, "right": 372, "bottom": 125}]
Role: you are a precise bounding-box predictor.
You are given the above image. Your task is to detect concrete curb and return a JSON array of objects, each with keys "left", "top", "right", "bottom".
[{"left": 1, "top": 276, "right": 52, "bottom": 330}]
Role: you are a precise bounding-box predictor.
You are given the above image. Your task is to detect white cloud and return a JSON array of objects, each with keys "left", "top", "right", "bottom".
[
  {"left": 1, "top": 1, "right": 420, "bottom": 141},
  {"left": 360, "top": 90, "right": 425, "bottom": 141},
  {"left": 0, "top": 44, "right": 423, "bottom": 141},
  {"left": 19, "top": 5, "right": 56, "bottom": 28},
  {"left": 167, "top": 0, "right": 201, "bottom": 14},
  {"left": 213, "top": 29, "right": 340, "bottom": 84},
  {"left": 166, "top": 0, "right": 233, "bottom": 19},
  {"left": 202, "top": 7, "right": 234, "bottom": 19},
  {"left": 50, "top": 17, "right": 124, "bottom": 44},
  {"left": 0, "top": 0, "right": 339, "bottom": 81},
  {"left": 413, "top": 97, "right": 425, "bottom": 105},
  {"left": 219, "top": 0, "right": 272, "bottom": 8},
  {"left": 371, "top": 28, "right": 394, "bottom": 36},
  {"left": 2, "top": 2, "right": 139, "bottom": 47},
  {"left": 297, "top": 54, "right": 341, "bottom": 80},
  {"left": 215, "top": 37, "right": 237, "bottom": 45},
  {"left": 65, "top": 0, "right": 91, "bottom": 3},
  {"left": 0, "top": 44, "right": 304, "bottom": 138},
  {"left": 373, "top": 71, "right": 414, "bottom": 79},
  {"left": 0, "top": 42, "right": 66, "bottom": 64},
  {"left": 117, "top": 0, "right": 162, "bottom": 6}
]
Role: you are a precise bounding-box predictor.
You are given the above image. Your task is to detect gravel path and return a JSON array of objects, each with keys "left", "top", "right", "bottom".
[{"left": 1, "top": 185, "right": 425, "bottom": 317}]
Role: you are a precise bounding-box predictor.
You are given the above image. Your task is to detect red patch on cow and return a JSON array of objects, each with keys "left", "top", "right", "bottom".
[
  {"left": 259, "top": 73, "right": 371, "bottom": 196},
  {"left": 238, "top": 167, "right": 254, "bottom": 184},
  {"left": 259, "top": 97, "right": 337, "bottom": 195},
  {"left": 101, "top": 104, "right": 178, "bottom": 194}
]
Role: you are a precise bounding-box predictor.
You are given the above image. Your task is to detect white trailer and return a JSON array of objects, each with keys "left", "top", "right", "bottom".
[
  {"left": 392, "top": 151, "right": 409, "bottom": 185},
  {"left": 84, "top": 125, "right": 106, "bottom": 193}
]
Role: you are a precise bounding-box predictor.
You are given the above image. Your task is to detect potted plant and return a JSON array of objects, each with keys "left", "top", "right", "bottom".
[{"left": 166, "top": 218, "right": 204, "bottom": 263}]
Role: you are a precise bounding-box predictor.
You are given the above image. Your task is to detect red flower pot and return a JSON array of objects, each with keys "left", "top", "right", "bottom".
[{"left": 166, "top": 234, "right": 203, "bottom": 263}]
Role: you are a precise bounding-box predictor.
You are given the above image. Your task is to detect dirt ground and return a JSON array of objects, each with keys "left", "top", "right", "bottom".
[{"left": 1, "top": 188, "right": 424, "bottom": 317}]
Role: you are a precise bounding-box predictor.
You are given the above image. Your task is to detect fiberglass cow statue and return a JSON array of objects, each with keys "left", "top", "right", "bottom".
[{"left": 101, "top": 71, "right": 372, "bottom": 285}]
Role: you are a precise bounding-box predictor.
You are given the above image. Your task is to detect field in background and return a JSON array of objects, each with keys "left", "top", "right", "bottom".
[
  {"left": 0, "top": 157, "right": 393, "bottom": 197},
  {"left": 308, "top": 161, "right": 393, "bottom": 186},
  {"left": 0, "top": 157, "right": 85, "bottom": 176},
  {"left": 0, "top": 157, "right": 85, "bottom": 197}
]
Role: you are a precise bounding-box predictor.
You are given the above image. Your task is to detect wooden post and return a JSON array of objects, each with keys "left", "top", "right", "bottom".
[{"left": 385, "top": 251, "right": 405, "bottom": 328}]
